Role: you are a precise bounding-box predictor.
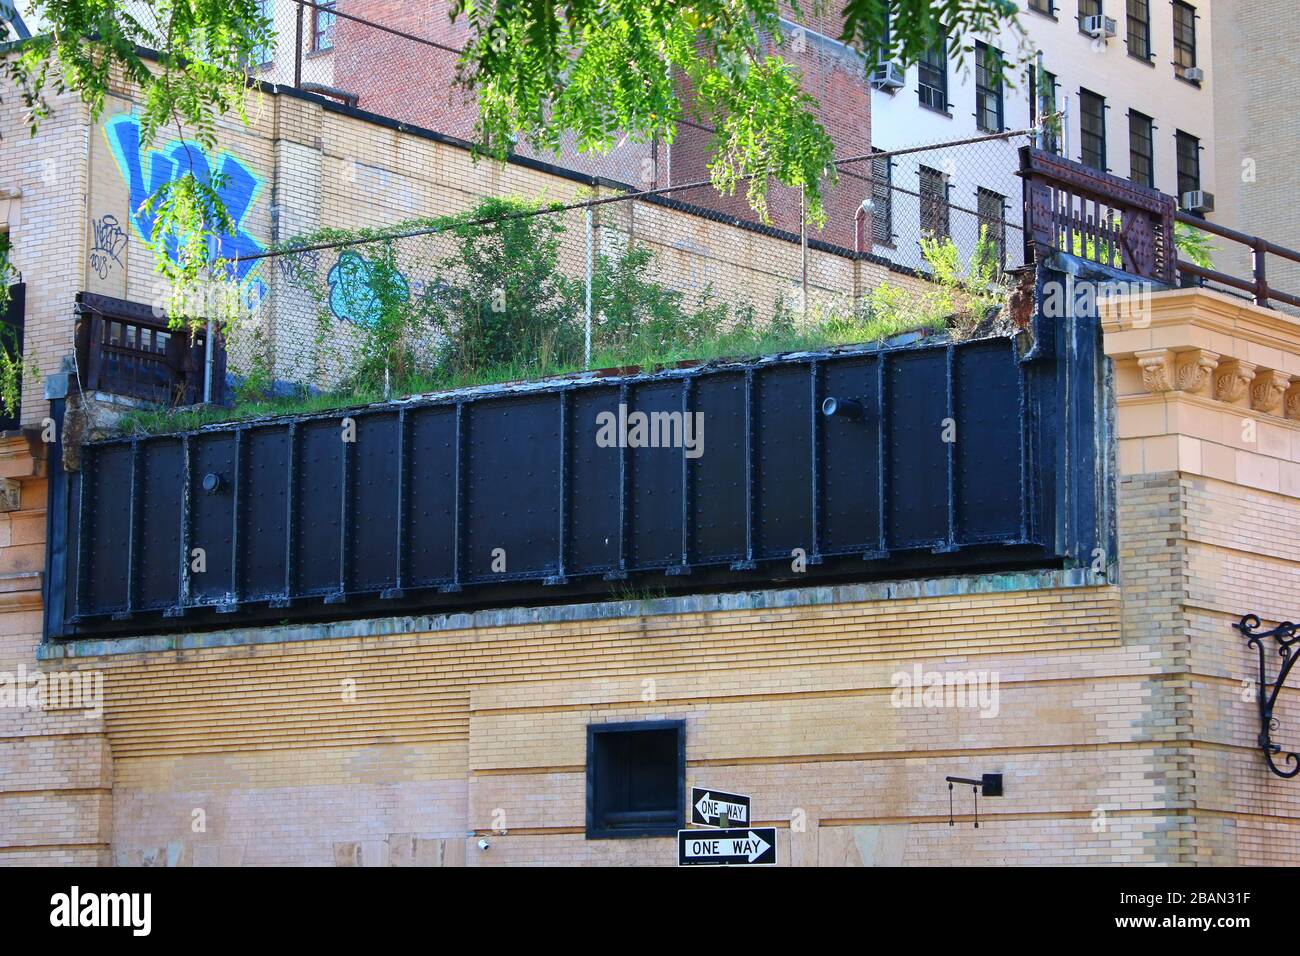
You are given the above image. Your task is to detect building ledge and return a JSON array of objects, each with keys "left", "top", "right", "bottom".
[{"left": 40, "top": 567, "right": 1111, "bottom": 661}]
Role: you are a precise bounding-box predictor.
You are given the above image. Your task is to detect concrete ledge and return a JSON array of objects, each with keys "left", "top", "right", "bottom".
[{"left": 40, "top": 567, "right": 1110, "bottom": 661}]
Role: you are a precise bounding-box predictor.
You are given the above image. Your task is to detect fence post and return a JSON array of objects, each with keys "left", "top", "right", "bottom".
[
  {"left": 294, "top": 2, "right": 304, "bottom": 89},
  {"left": 800, "top": 187, "right": 808, "bottom": 324},
  {"left": 1253, "top": 237, "right": 1269, "bottom": 308},
  {"left": 584, "top": 205, "right": 593, "bottom": 369}
]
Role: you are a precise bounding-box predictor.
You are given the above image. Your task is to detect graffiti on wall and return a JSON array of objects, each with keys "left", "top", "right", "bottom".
[
  {"left": 327, "top": 250, "right": 410, "bottom": 327},
  {"left": 89, "top": 214, "right": 128, "bottom": 280},
  {"left": 103, "top": 115, "right": 268, "bottom": 305}
]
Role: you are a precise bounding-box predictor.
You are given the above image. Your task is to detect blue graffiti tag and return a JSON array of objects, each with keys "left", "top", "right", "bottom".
[
  {"left": 327, "top": 250, "right": 410, "bottom": 327},
  {"left": 104, "top": 115, "right": 267, "bottom": 303}
]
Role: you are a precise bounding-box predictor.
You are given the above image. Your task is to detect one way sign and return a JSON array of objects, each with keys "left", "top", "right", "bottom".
[
  {"left": 677, "top": 827, "right": 777, "bottom": 866},
  {"left": 691, "top": 787, "right": 751, "bottom": 828}
]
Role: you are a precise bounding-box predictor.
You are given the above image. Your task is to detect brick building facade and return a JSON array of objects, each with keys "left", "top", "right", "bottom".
[{"left": 0, "top": 61, "right": 1297, "bottom": 867}]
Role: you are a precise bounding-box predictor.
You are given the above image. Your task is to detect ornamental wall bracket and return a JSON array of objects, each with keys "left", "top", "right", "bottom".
[
  {"left": 1215, "top": 359, "right": 1257, "bottom": 404},
  {"left": 1235, "top": 613, "right": 1300, "bottom": 779},
  {"left": 1250, "top": 369, "right": 1292, "bottom": 416},
  {"left": 1175, "top": 349, "right": 1220, "bottom": 395}
]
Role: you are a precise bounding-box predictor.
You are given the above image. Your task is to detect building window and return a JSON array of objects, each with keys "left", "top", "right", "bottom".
[
  {"left": 877, "top": 9, "right": 892, "bottom": 63},
  {"left": 1126, "top": 0, "right": 1151, "bottom": 59},
  {"left": 1128, "top": 111, "right": 1155, "bottom": 187},
  {"left": 253, "top": 0, "right": 275, "bottom": 66},
  {"left": 917, "top": 33, "right": 948, "bottom": 112},
  {"left": 1176, "top": 130, "right": 1201, "bottom": 197},
  {"left": 919, "top": 165, "right": 950, "bottom": 240},
  {"left": 1037, "top": 68, "right": 1060, "bottom": 153},
  {"left": 871, "top": 150, "right": 893, "bottom": 244},
  {"left": 1079, "top": 88, "right": 1107, "bottom": 171},
  {"left": 586, "top": 720, "right": 684, "bottom": 839},
  {"left": 976, "top": 188, "right": 1006, "bottom": 271},
  {"left": 974, "top": 43, "right": 1004, "bottom": 132},
  {"left": 1028, "top": 0, "right": 1054, "bottom": 15},
  {"left": 1172, "top": 2, "right": 1197, "bottom": 79},
  {"left": 312, "top": 1, "right": 337, "bottom": 52},
  {"left": 1078, "top": 0, "right": 1102, "bottom": 30}
]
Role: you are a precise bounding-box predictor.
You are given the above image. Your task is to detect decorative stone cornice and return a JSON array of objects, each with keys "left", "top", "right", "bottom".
[
  {"left": 1215, "top": 359, "right": 1257, "bottom": 404},
  {"left": 1250, "top": 369, "right": 1293, "bottom": 416}
]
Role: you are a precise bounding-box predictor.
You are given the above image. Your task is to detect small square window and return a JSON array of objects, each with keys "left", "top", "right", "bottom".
[{"left": 586, "top": 720, "right": 684, "bottom": 839}]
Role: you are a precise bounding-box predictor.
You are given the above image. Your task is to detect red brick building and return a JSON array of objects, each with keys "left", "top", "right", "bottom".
[{"left": 327, "top": 1, "right": 871, "bottom": 249}]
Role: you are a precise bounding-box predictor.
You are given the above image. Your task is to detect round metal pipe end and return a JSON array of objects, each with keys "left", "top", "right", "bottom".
[{"left": 822, "top": 396, "right": 865, "bottom": 420}]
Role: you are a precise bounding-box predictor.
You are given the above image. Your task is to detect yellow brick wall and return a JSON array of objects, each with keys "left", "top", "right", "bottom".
[
  {"left": 0, "top": 435, "right": 112, "bottom": 866},
  {"left": 54, "top": 576, "right": 1150, "bottom": 866}
]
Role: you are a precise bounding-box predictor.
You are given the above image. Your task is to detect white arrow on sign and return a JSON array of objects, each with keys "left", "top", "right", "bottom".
[
  {"left": 695, "top": 792, "right": 748, "bottom": 823},
  {"left": 682, "top": 831, "right": 771, "bottom": 863}
]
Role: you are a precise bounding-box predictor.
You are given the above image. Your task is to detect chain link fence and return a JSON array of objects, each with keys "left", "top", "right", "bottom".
[
  {"left": 166, "top": 0, "right": 1036, "bottom": 412},
  {"left": 208, "top": 130, "right": 1028, "bottom": 408}
]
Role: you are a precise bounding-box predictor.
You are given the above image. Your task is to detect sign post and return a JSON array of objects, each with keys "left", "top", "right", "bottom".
[{"left": 679, "top": 786, "right": 774, "bottom": 866}]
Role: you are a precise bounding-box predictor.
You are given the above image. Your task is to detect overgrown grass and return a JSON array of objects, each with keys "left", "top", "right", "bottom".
[
  {"left": 115, "top": 202, "right": 1008, "bottom": 437},
  {"left": 116, "top": 305, "right": 949, "bottom": 436}
]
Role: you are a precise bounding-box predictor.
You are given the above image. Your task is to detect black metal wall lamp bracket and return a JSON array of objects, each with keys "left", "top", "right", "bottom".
[
  {"left": 945, "top": 773, "right": 1003, "bottom": 828},
  {"left": 1235, "top": 613, "right": 1300, "bottom": 779}
]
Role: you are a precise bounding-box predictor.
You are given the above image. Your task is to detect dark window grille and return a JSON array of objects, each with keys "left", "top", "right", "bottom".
[
  {"left": 1176, "top": 130, "right": 1201, "bottom": 197},
  {"left": 977, "top": 188, "right": 1007, "bottom": 271},
  {"left": 587, "top": 721, "right": 684, "bottom": 839},
  {"left": 1079, "top": 0, "right": 1102, "bottom": 29},
  {"left": 1080, "top": 89, "right": 1107, "bottom": 171},
  {"left": 74, "top": 293, "right": 225, "bottom": 406},
  {"left": 1029, "top": 0, "right": 1054, "bottom": 14},
  {"left": 975, "top": 43, "right": 1004, "bottom": 132},
  {"left": 919, "top": 165, "right": 951, "bottom": 240},
  {"left": 1127, "top": 0, "right": 1151, "bottom": 59},
  {"left": 918, "top": 34, "right": 948, "bottom": 111},
  {"left": 1129, "top": 110, "right": 1155, "bottom": 187},
  {"left": 871, "top": 150, "right": 893, "bottom": 244},
  {"left": 1173, "top": 1, "right": 1197, "bottom": 77},
  {"left": 313, "top": 1, "right": 337, "bottom": 52}
]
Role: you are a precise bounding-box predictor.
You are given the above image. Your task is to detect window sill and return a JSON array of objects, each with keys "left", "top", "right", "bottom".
[
  {"left": 1027, "top": 8, "right": 1059, "bottom": 22},
  {"left": 306, "top": 48, "right": 334, "bottom": 59},
  {"left": 919, "top": 101, "right": 953, "bottom": 118},
  {"left": 1128, "top": 52, "right": 1156, "bottom": 67},
  {"left": 1174, "top": 72, "right": 1203, "bottom": 89},
  {"left": 586, "top": 825, "right": 678, "bottom": 840}
]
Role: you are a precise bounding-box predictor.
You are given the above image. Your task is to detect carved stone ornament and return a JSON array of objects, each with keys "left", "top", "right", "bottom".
[
  {"left": 1215, "top": 359, "right": 1258, "bottom": 404},
  {"left": 1251, "top": 369, "right": 1293, "bottom": 416},
  {"left": 1285, "top": 383, "right": 1300, "bottom": 421},
  {"left": 1136, "top": 348, "right": 1175, "bottom": 393},
  {"left": 1174, "top": 349, "right": 1219, "bottom": 395}
]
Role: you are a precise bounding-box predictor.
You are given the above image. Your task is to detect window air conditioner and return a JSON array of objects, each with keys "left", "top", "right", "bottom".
[
  {"left": 1083, "top": 15, "right": 1117, "bottom": 40},
  {"left": 871, "top": 62, "right": 906, "bottom": 91},
  {"left": 1181, "top": 190, "right": 1215, "bottom": 214}
]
